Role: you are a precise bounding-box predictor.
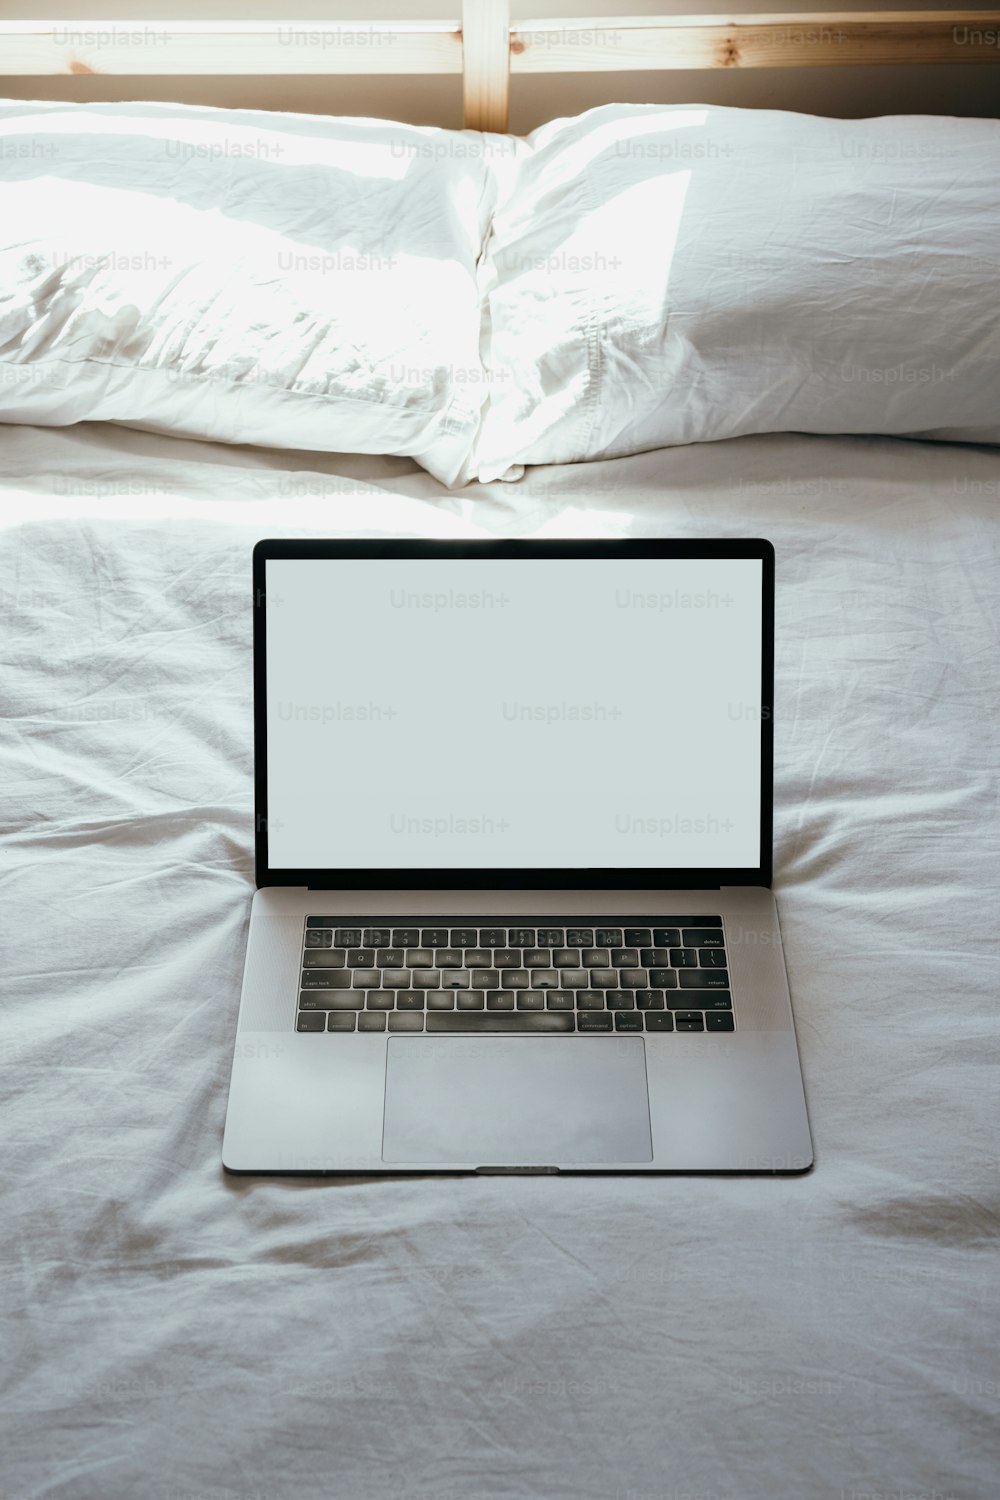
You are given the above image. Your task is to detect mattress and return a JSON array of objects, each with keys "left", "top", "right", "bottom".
[{"left": 2, "top": 420, "right": 999, "bottom": 1500}]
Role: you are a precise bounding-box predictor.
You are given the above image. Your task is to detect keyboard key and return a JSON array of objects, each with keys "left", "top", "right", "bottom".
[
  {"left": 327, "top": 1012, "right": 357, "bottom": 1031},
  {"left": 596, "top": 928, "right": 623, "bottom": 946},
  {"left": 413, "top": 970, "right": 441, "bottom": 989},
  {"left": 440, "top": 971, "right": 471, "bottom": 990},
  {"left": 582, "top": 949, "right": 611, "bottom": 968},
  {"left": 561, "top": 970, "right": 590, "bottom": 989},
  {"left": 366, "top": 992, "right": 395, "bottom": 1010},
  {"left": 450, "top": 928, "right": 478, "bottom": 947},
  {"left": 524, "top": 950, "right": 552, "bottom": 967},
  {"left": 651, "top": 928, "right": 681, "bottom": 947},
  {"left": 427, "top": 1013, "right": 574, "bottom": 1033},
  {"left": 500, "top": 970, "right": 531, "bottom": 989},
  {"left": 471, "top": 969, "right": 500, "bottom": 990},
  {"left": 699, "top": 949, "right": 730, "bottom": 968},
  {"left": 306, "top": 917, "right": 336, "bottom": 929},
  {"left": 640, "top": 949, "right": 671, "bottom": 967},
  {"left": 566, "top": 928, "right": 594, "bottom": 946},
  {"left": 546, "top": 992, "right": 575, "bottom": 1010},
  {"left": 679, "top": 969, "right": 731, "bottom": 990},
  {"left": 611, "top": 949, "right": 640, "bottom": 967},
  {"left": 530, "top": 971, "right": 560, "bottom": 989},
  {"left": 706, "top": 1012, "right": 735, "bottom": 1031},
  {"left": 334, "top": 928, "right": 362, "bottom": 947},
  {"left": 376, "top": 949, "right": 406, "bottom": 967},
  {"left": 304, "top": 930, "right": 333, "bottom": 949},
  {"left": 364, "top": 928, "right": 392, "bottom": 947},
  {"left": 508, "top": 928, "right": 536, "bottom": 947},
  {"left": 302, "top": 950, "right": 346, "bottom": 968},
  {"left": 607, "top": 992, "right": 635, "bottom": 1010},
  {"left": 479, "top": 929, "right": 506, "bottom": 947},
  {"left": 347, "top": 949, "right": 376, "bottom": 967},
  {"left": 380, "top": 970, "right": 410, "bottom": 988},
  {"left": 406, "top": 949, "right": 434, "bottom": 968},
  {"left": 676, "top": 1015, "right": 705, "bottom": 1031},
  {"left": 352, "top": 969, "right": 380, "bottom": 988},
  {"left": 296, "top": 1011, "right": 326, "bottom": 1031},
  {"left": 619, "top": 968, "right": 648, "bottom": 988},
  {"left": 298, "top": 993, "right": 362, "bottom": 1012},
  {"left": 463, "top": 948, "right": 491, "bottom": 967},
  {"left": 670, "top": 949, "right": 698, "bottom": 968},
  {"left": 553, "top": 949, "right": 581, "bottom": 967},
  {"left": 359, "top": 1012, "right": 387, "bottom": 1031},
  {"left": 648, "top": 969, "right": 679, "bottom": 988},
  {"left": 576, "top": 992, "right": 605, "bottom": 1010},
  {"left": 302, "top": 971, "right": 352, "bottom": 990},
  {"left": 589, "top": 969, "right": 619, "bottom": 989},
  {"left": 435, "top": 949, "right": 464, "bottom": 968},
  {"left": 427, "top": 993, "right": 455, "bottom": 1010},
  {"left": 686, "top": 928, "right": 726, "bottom": 947},
  {"left": 624, "top": 928, "right": 651, "bottom": 946},
  {"left": 681, "top": 992, "right": 732, "bottom": 1010},
  {"left": 301, "top": 972, "right": 346, "bottom": 989},
  {"left": 392, "top": 928, "right": 420, "bottom": 947},
  {"left": 421, "top": 928, "right": 449, "bottom": 947},
  {"left": 457, "top": 991, "right": 486, "bottom": 1010},
  {"left": 636, "top": 990, "right": 665, "bottom": 1009},
  {"left": 517, "top": 992, "right": 545, "bottom": 1010},
  {"left": 487, "top": 992, "right": 515, "bottom": 1010},
  {"left": 615, "top": 1013, "right": 643, "bottom": 1032},
  {"left": 396, "top": 992, "right": 425, "bottom": 1010},
  {"left": 535, "top": 928, "right": 564, "bottom": 946},
  {"left": 644, "top": 1012, "right": 675, "bottom": 1032},
  {"left": 577, "top": 1012, "right": 613, "bottom": 1032},
  {"left": 491, "top": 949, "right": 520, "bottom": 968},
  {"left": 389, "top": 1013, "right": 424, "bottom": 1031}
]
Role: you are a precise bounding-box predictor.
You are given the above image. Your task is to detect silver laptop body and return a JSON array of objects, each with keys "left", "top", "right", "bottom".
[{"left": 223, "top": 539, "right": 812, "bottom": 1174}]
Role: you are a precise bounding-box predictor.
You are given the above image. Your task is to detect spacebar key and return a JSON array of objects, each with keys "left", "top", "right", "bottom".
[{"left": 426, "top": 1012, "right": 575, "bottom": 1033}]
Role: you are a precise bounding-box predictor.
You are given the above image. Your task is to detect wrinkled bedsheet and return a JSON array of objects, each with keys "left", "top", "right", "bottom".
[{"left": 2, "top": 420, "right": 999, "bottom": 1500}]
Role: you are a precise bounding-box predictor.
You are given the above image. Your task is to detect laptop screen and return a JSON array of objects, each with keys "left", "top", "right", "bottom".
[{"left": 262, "top": 551, "right": 766, "bottom": 877}]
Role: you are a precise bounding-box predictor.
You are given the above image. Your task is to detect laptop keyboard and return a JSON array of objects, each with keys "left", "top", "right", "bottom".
[{"left": 295, "top": 917, "right": 735, "bottom": 1034}]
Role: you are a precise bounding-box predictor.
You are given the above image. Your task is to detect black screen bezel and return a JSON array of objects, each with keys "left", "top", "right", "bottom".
[{"left": 253, "top": 537, "right": 774, "bottom": 890}]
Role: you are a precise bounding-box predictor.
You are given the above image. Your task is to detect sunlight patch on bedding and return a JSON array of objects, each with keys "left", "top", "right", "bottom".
[
  {"left": 543, "top": 108, "right": 709, "bottom": 184},
  {"left": 522, "top": 506, "right": 634, "bottom": 537},
  {"left": 0, "top": 484, "right": 494, "bottom": 536},
  {"left": 2, "top": 108, "right": 414, "bottom": 180}
]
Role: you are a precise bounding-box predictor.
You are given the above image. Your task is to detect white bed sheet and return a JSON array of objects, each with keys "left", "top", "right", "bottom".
[{"left": 2, "top": 420, "right": 998, "bottom": 1500}]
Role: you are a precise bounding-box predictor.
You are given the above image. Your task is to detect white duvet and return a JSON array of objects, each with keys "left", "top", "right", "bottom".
[
  {"left": 2, "top": 420, "right": 998, "bottom": 1500},
  {"left": 1, "top": 423, "right": 1000, "bottom": 1500}
]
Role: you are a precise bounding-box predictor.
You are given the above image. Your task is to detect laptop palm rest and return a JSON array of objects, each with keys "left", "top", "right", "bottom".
[{"left": 381, "top": 1038, "right": 653, "bottom": 1166}]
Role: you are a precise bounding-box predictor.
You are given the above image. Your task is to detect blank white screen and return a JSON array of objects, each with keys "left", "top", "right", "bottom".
[{"left": 265, "top": 556, "right": 763, "bottom": 870}]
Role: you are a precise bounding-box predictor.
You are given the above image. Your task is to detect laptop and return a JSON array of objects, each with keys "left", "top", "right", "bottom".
[{"left": 222, "top": 538, "right": 813, "bottom": 1174}]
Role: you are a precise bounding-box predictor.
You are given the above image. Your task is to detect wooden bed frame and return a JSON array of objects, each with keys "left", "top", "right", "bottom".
[{"left": 3, "top": 7, "right": 1000, "bottom": 131}]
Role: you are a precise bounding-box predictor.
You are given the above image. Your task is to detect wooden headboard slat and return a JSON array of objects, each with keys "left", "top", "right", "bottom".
[{"left": 2, "top": 9, "right": 999, "bottom": 131}]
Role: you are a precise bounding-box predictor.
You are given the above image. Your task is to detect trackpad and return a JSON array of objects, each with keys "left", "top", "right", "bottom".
[{"left": 382, "top": 1037, "right": 652, "bottom": 1166}]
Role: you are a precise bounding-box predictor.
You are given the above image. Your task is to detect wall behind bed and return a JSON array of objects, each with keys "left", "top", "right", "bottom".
[{"left": 2, "top": 0, "right": 999, "bottom": 129}]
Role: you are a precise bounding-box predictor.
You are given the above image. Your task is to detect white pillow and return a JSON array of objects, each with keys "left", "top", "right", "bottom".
[
  {"left": 474, "top": 104, "right": 1000, "bottom": 480},
  {"left": 0, "top": 99, "right": 495, "bottom": 486}
]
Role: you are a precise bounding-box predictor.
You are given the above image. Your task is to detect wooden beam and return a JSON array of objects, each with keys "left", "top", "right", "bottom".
[
  {"left": 462, "top": 0, "right": 511, "bottom": 131},
  {"left": 0, "top": 21, "right": 463, "bottom": 77},
  {"left": 1, "top": 12, "right": 997, "bottom": 95},
  {"left": 510, "top": 12, "right": 1000, "bottom": 72}
]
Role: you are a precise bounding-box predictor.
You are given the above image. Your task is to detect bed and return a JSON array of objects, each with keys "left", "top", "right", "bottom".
[
  {"left": 4, "top": 13, "right": 1000, "bottom": 1490},
  {"left": 3, "top": 414, "right": 999, "bottom": 1498}
]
